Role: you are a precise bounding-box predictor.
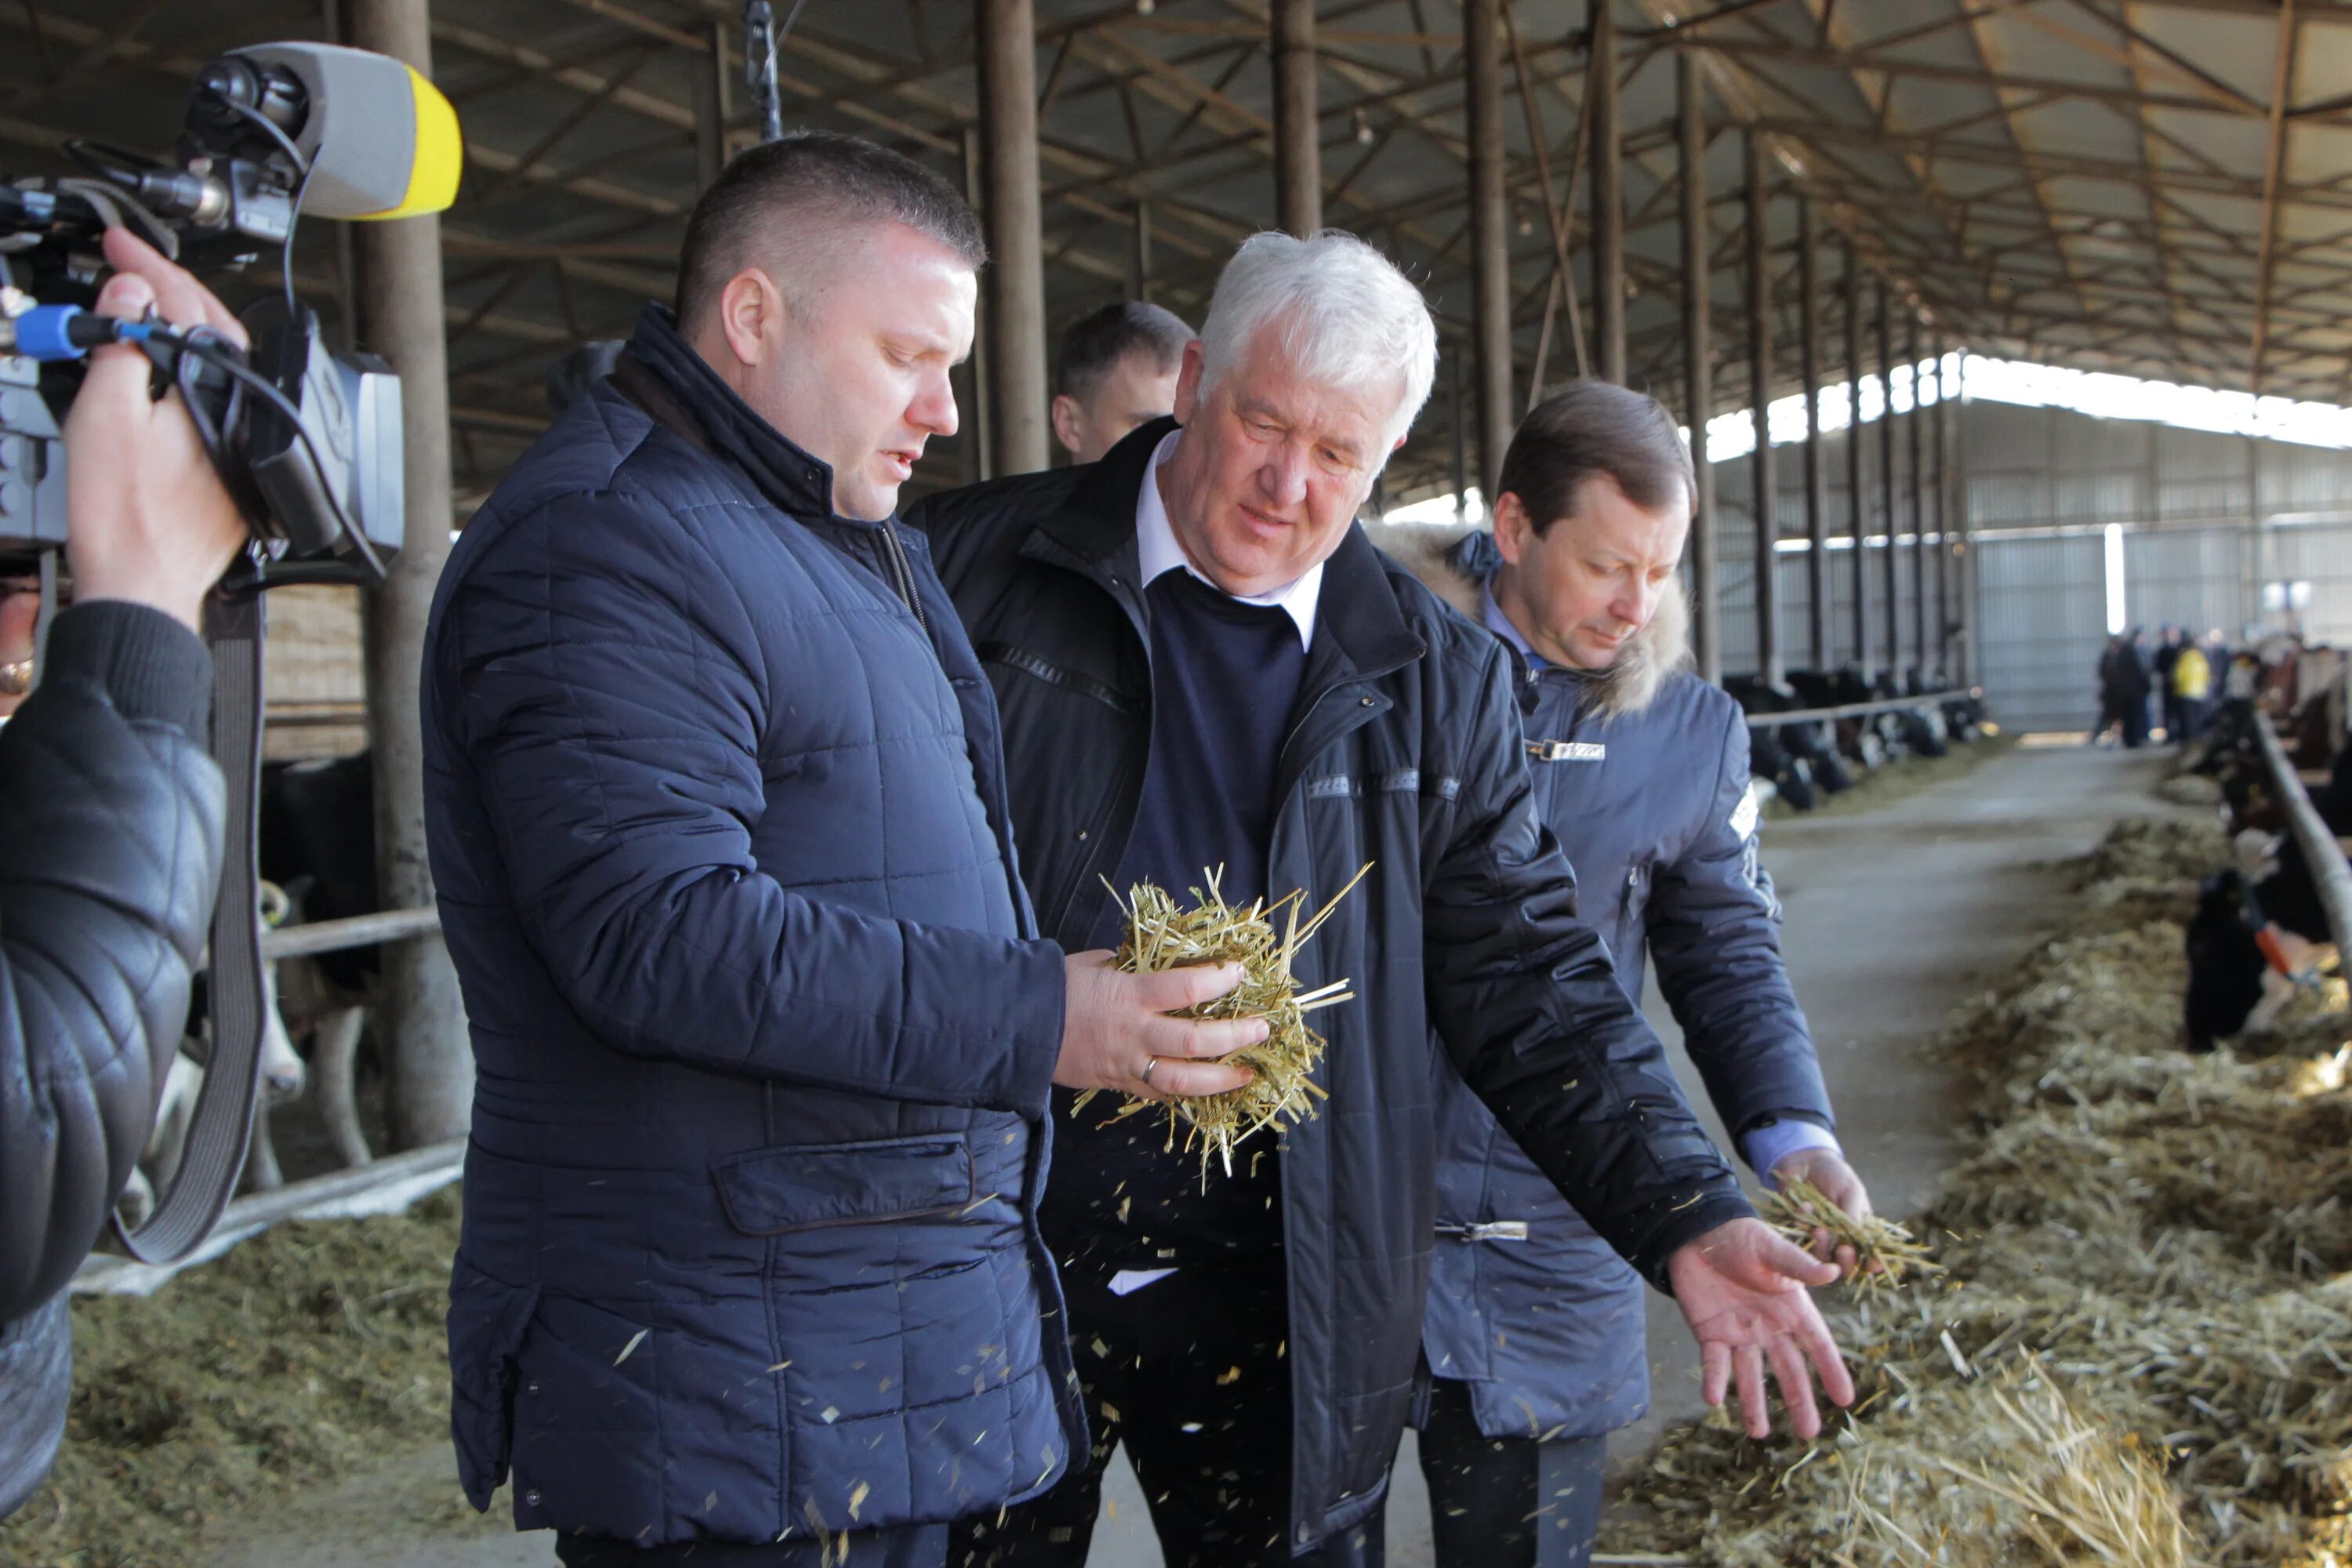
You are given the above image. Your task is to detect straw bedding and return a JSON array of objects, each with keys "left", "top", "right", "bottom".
[{"left": 1604, "top": 815, "right": 2352, "bottom": 1567}]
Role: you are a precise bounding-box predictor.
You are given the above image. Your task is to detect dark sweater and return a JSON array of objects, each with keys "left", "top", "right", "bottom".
[{"left": 1048, "top": 568, "right": 1309, "bottom": 1271}]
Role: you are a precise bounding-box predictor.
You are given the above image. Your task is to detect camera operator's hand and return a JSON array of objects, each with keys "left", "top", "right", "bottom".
[{"left": 62, "top": 227, "right": 249, "bottom": 632}]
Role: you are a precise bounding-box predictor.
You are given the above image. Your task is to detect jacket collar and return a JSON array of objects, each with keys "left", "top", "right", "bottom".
[
  {"left": 621, "top": 303, "right": 841, "bottom": 523},
  {"left": 1437, "top": 529, "right": 1687, "bottom": 718}
]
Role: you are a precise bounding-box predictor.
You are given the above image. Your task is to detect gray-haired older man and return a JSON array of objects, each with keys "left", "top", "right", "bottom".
[{"left": 913, "top": 232, "right": 1853, "bottom": 1567}]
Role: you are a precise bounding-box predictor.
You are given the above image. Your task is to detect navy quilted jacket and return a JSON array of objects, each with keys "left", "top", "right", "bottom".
[
  {"left": 423, "top": 307, "right": 1080, "bottom": 1548},
  {"left": 1421, "top": 532, "right": 1833, "bottom": 1442}
]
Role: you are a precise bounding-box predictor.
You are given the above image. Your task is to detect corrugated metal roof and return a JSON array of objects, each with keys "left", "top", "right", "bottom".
[{"left": 0, "top": 0, "right": 2342, "bottom": 510}]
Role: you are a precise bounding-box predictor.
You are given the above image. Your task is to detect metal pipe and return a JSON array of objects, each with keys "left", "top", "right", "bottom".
[
  {"left": 976, "top": 0, "right": 1049, "bottom": 476},
  {"left": 1590, "top": 1, "right": 1626, "bottom": 383},
  {"left": 1745, "top": 130, "right": 1780, "bottom": 685},
  {"left": 959, "top": 125, "right": 993, "bottom": 481},
  {"left": 1955, "top": 347, "right": 1974, "bottom": 684},
  {"left": 2256, "top": 711, "right": 2352, "bottom": 958},
  {"left": 1932, "top": 333, "right": 1951, "bottom": 680},
  {"left": 1798, "top": 197, "right": 1828, "bottom": 670},
  {"left": 1467, "top": 0, "right": 1512, "bottom": 493},
  {"left": 1907, "top": 312, "right": 1928, "bottom": 680},
  {"left": 1743, "top": 688, "right": 1971, "bottom": 729},
  {"left": 1127, "top": 200, "right": 1154, "bottom": 303},
  {"left": 1679, "top": 49, "right": 1719, "bottom": 685},
  {"left": 1272, "top": 0, "right": 1322, "bottom": 236},
  {"left": 691, "top": 20, "right": 728, "bottom": 191},
  {"left": 1846, "top": 243, "right": 1870, "bottom": 679},
  {"left": 347, "top": 0, "right": 471, "bottom": 1149},
  {"left": 1450, "top": 343, "right": 1468, "bottom": 524},
  {"left": 1876, "top": 275, "right": 1900, "bottom": 684}
]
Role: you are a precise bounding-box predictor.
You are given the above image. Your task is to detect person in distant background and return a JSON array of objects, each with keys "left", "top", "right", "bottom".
[
  {"left": 2152, "top": 625, "right": 2183, "bottom": 741},
  {"left": 1049, "top": 300, "right": 1192, "bottom": 464},
  {"left": 2170, "top": 632, "right": 2213, "bottom": 744}
]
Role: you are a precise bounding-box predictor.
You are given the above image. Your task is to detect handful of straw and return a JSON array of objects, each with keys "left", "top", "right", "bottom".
[
  {"left": 1764, "top": 1175, "right": 1944, "bottom": 1294},
  {"left": 1076, "top": 863, "right": 1371, "bottom": 1181}
]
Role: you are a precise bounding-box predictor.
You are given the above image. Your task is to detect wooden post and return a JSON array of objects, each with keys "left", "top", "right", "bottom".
[
  {"left": 1798, "top": 198, "right": 1829, "bottom": 670},
  {"left": 1272, "top": 0, "right": 1323, "bottom": 236},
  {"left": 1745, "top": 131, "right": 1780, "bottom": 686},
  {"left": 1590, "top": 1, "right": 1626, "bottom": 383},
  {"left": 976, "top": 0, "right": 1048, "bottom": 476},
  {"left": 1467, "top": 0, "right": 1513, "bottom": 493},
  {"left": 346, "top": 0, "right": 470, "bottom": 1149},
  {"left": 1679, "top": 49, "right": 1719, "bottom": 684}
]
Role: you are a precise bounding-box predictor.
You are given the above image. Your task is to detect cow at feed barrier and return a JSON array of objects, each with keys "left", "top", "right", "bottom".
[
  {"left": 115, "top": 889, "right": 309, "bottom": 1226},
  {"left": 257, "top": 751, "right": 382, "bottom": 1171},
  {"left": 2183, "top": 747, "right": 2351, "bottom": 1050}
]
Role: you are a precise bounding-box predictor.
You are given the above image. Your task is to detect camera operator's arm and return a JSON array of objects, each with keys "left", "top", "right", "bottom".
[{"left": 0, "top": 235, "right": 246, "bottom": 1321}]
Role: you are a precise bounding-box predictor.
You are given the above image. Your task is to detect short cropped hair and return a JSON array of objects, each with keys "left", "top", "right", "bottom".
[
  {"left": 1054, "top": 301, "right": 1194, "bottom": 403},
  {"left": 674, "top": 130, "right": 985, "bottom": 329},
  {"left": 1196, "top": 230, "right": 1437, "bottom": 448},
  {"left": 1499, "top": 380, "right": 1697, "bottom": 535}
]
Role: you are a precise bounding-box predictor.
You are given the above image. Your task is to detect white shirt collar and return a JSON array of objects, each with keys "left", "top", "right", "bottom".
[{"left": 1134, "top": 429, "right": 1323, "bottom": 650}]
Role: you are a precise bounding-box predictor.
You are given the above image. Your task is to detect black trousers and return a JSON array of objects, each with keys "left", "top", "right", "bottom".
[
  {"left": 556, "top": 1525, "right": 947, "bottom": 1567},
  {"left": 950, "top": 1258, "right": 1377, "bottom": 1568},
  {"left": 1414, "top": 1378, "right": 1606, "bottom": 1568}
]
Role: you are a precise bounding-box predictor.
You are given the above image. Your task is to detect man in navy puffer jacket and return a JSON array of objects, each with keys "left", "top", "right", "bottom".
[
  {"left": 1385, "top": 381, "right": 1876, "bottom": 1567},
  {"left": 424, "top": 133, "right": 1264, "bottom": 1568}
]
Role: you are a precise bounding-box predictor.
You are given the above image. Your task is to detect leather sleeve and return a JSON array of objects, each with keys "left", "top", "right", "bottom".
[{"left": 0, "top": 602, "right": 223, "bottom": 1323}]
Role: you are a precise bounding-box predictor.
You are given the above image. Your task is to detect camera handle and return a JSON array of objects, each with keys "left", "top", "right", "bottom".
[{"left": 111, "top": 588, "right": 268, "bottom": 1264}]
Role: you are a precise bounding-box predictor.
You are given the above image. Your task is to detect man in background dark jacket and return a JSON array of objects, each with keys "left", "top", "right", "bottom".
[
  {"left": 0, "top": 230, "right": 248, "bottom": 1517},
  {"left": 915, "top": 233, "right": 1853, "bottom": 1567},
  {"left": 425, "top": 133, "right": 1256, "bottom": 1567},
  {"left": 1382, "top": 383, "right": 1869, "bottom": 1568}
]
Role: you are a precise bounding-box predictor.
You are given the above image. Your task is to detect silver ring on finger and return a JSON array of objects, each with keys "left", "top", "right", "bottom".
[{"left": 1139, "top": 1057, "right": 1159, "bottom": 1088}]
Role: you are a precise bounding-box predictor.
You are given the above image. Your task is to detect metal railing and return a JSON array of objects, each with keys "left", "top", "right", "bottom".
[
  {"left": 260, "top": 906, "right": 440, "bottom": 960},
  {"left": 2253, "top": 710, "right": 2352, "bottom": 957},
  {"left": 1740, "top": 687, "right": 1976, "bottom": 730}
]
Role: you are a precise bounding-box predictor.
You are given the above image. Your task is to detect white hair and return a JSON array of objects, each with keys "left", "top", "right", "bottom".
[{"left": 1197, "top": 230, "right": 1439, "bottom": 452}]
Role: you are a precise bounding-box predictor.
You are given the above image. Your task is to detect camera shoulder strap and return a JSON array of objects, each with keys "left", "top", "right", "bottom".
[{"left": 112, "top": 590, "right": 267, "bottom": 1263}]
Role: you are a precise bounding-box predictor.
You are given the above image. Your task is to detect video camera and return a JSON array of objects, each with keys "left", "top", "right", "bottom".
[
  {"left": 0, "top": 44, "right": 462, "bottom": 1268},
  {"left": 0, "top": 40, "right": 462, "bottom": 585}
]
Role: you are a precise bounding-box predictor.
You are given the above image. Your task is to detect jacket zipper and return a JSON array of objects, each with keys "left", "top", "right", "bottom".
[{"left": 876, "top": 523, "right": 930, "bottom": 636}]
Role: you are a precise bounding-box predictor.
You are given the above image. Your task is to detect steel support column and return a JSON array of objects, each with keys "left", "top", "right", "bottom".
[
  {"left": 1744, "top": 132, "right": 1780, "bottom": 685},
  {"left": 976, "top": 0, "right": 1048, "bottom": 476},
  {"left": 1876, "top": 276, "right": 1900, "bottom": 685},
  {"left": 1272, "top": 0, "right": 1322, "bottom": 237},
  {"left": 1679, "top": 49, "right": 1718, "bottom": 684},
  {"left": 347, "top": 0, "right": 469, "bottom": 1148},
  {"left": 1931, "top": 334, "right": 1951, "bottom": 680},
  {"left": 1467, "top": 0, "right": 1512, "bottom": 493},
  {"left": 1846, "top": 245, "right": 1870, "bottom": 681},
  {"left": 1907, "top": 313, "right": 1927, "bottom": 679},
  {"left": 1450, "top": 344, "right": 1468, "bottom": 524},
  {"left": 1127, "top": 201, "right": 1153, "bottom": 303},
  {"left": 1798, "top": 198, "right": 1828, "bottom": 669},
  {"left": 959, "top": 126, "right": 993, "bottom": 481},
  {"left": 1590, "top": 1, "right": 1625, "bottom": 383},
  {"left": 691, "top": 20, "right": 728, "bottom": 191}
]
